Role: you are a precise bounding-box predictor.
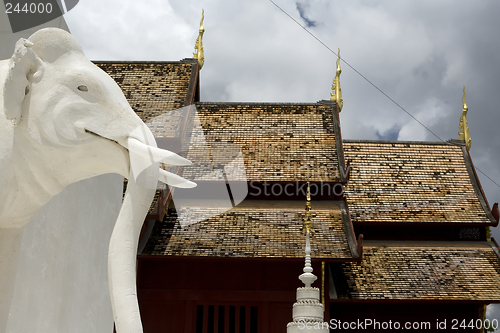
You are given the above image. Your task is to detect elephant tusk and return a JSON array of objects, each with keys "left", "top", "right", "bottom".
[
  {"left": 124, "top": 137, "right": 193, "bottom": 189},
  {"left": 85, "top": 127, "right": 196, "bottom": 187},
  {"left": 84, "top": 129, "right": 191, "bottom": 166},
  {"left": 124, "top": 137, "right": 192, "bottom": 166},
  {"left": 158, "top": 168, "right": 196, "bottom": 188}
]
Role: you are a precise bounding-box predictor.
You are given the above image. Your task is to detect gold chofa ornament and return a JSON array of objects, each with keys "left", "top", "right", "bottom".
[
  {"left": 303, "top": 182, "right": 314, "bottom": 234},
  {"left": 193, "top": 10, "right": 205, "bottom": 70},
  {"left": 330, "top": 48, "right": 343, "bottom": 111},
  {"left": 458, "top": 86, "right": 471, "bottom": 150}
]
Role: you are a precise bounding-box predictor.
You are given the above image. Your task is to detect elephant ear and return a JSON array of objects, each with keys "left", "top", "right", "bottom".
[{"left": 3, "top": 38, "right": 43, "bottom": 124}]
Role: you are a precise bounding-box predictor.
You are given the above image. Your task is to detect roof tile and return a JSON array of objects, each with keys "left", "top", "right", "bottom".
[
  {"left": 185, "top": 103, "right": 341, "bottom": 182},
  {"left": 337, "top": 243, "right": 500, "bottom": 300},
  {"left": 344, "top": 141, "right": 490, "bottom": 223},
  {"left": 94, "top": 61, "right": 195, "bottom": 122},
  {"left": 143, "top": 201, "right": 352, "bottom": 259}
]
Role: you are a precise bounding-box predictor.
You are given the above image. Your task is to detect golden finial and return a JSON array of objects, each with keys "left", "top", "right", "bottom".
[
  {"left": 486, "top": 226, "right": 492, "bottom": 242},
  {"left": 462, "top": 85, "right": 468, "bottom": 111},
  {"left": 193, "top": 9, "right": 205, "bottom": 70},
  {"left": 458, "top": 86, "right": 471, "bottom": 150},
  {"left": 330, "top": 48, "right": 343, "bottom": 112},
  {"left": 303, "top": 182, "right": 314, "bottom": 233}
]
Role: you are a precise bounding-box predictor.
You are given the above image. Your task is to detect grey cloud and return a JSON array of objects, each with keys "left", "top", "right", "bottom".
[
  {"left": 63, "top": 0, "right": 500, "bottom": 262},
  {"left": 296, "top": 1, "right": 317, "bottom": 28}
]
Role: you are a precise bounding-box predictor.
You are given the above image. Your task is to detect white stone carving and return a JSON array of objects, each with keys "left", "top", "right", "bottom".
[
  {"left": 287, "top": 233, "right": 329, "bottom": 333},
  {"left": 0, "top": 28, "right": 195, "bottom": 333}
]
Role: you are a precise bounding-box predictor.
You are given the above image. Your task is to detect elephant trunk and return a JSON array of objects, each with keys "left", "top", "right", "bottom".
[{"left": 108, "top": 174, "right": 155, "bottom": 333}]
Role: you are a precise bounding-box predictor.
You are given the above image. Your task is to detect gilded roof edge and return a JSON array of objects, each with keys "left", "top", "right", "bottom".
[
  {"left": 195, "top": 101, "right": 339, "bottom": 106},
  {"left": 183, "top": 59, "right": 200, "bottom": 105},
  {"left": 338, "top": 200, "right": 359, "bottom": 258},
  {"left": 488, "top": 240, "right": 500, "bottom": 261},
  {"left": 318, "top": 100, "right": 347, "bottom": 182},
  {"left": 138, "top": 254, "right": 352, "bottom": 262},
  {"left": 461, "top": 145, "right": 498, "bottom": 225},
  {"left": 92, "top": 59, "right": 197, "bottom": 64},
  {"left": 343, "top": 139, "right": 458, "bottom": 146}
]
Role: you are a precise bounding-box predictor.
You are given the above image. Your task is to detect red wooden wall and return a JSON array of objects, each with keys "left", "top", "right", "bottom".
[{"left": 137, "top": 257, "right": 323, "bottom": 333}]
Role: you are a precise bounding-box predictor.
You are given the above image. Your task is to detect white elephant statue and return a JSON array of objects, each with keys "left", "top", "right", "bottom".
[{"left": 0, "top": 28, "right": 195, "bottom": 333}]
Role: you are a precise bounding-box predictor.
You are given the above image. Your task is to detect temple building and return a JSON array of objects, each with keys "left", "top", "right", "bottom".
[{"left": 96, "top": 13, "right": 500, "bottom": 333}]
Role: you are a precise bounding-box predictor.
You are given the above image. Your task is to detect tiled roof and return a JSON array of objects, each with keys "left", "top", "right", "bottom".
[
  {"left": 96, "top": 60, "right": 198, "bottom": 218},
  {"left": 343, "top": 140, "right": 494, "bottom": 224},
  {"left": 142, "top": 200, "right": 354, "bottom": 259},
  {"left": 94, "top": 60, "right": 197, "bottom": 123},
  {"left": 180, "top": 102, "right": 344, "bottom": 182},
  {"left": 335, "top": 241, "right": 500, "bottom": 301}
]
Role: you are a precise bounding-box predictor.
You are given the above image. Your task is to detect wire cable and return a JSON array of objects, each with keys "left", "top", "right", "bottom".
[{"left": 269, "top": 0, "right": 500, "bottom": 190}]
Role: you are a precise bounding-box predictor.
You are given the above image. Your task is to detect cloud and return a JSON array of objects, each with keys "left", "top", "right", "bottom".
[
  {"left": 397, "top": 97, "right": 450, "bottom": 141},
  {"left": 295, "top": 1, "right": 317, "bottom": 28},
  {"left": 486, "top": 304, "right": 500, "bottom": 324},
  {"left": 61, "top": 0, "right": 500, "bottom": 239},
  {"left": 376, "top": 126, "right": 400, "bottom": 141}
]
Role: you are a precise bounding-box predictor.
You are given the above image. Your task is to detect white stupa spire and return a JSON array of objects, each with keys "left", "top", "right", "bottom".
[
  {"left": 299, "top": 232, "right": 316, "bottom": 287},
  {"left": 287, "top": 188, "right": 329, "bottom": 332}
]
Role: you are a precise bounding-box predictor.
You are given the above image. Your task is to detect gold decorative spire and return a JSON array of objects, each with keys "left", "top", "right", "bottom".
[
  {"left": 303, "top": 182, "right": 314, "bottom": 233},
  {"left": 193, "top": 9, "right": 205, "bottom": 70},
  {"left": 458, "top": 86, "right": 471, "bottom": 150},
  {"left": 330, "top": 48, "right": 343, "bottom": 112},
  {"left": 486, "top": 226, "right": 492, "bottom": 242}
]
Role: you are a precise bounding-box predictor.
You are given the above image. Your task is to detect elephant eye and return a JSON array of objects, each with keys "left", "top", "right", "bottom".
[{"left": 78, "top": 85, "right": 88, "bottom": 92}]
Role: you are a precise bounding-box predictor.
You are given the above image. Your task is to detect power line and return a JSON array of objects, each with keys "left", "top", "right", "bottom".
[
  {"left": 269, "top": 0, "right": 442, "bottom": 141},
  {"left": 269, "top": 0, "right": 500, "bottom": 190},
  {"left": 476, "top": 168, "right": 500, "bottom": 189}
]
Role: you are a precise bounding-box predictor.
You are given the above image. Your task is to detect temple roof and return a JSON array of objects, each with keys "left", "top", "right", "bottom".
[
  {"left": 94, "top": 58, "right": 500, "bottom": 307},
  {"left": 344, "top": 140, "right": 496, "bottom": 224},
  {"left": 332, "top": 241, "right": 500, "bottom": 301},
  {"left": 97, "top": 60, "right": 199, "bottom": 215},
  {"left": 94, "top": 60, "right": 199, "bottom": 122},
  {"left": 143, "top": 200, "right": 355, "bottom": 259},
  {"left": 136, "top": 99, "right": 356, "bottom": 260},
  {"left": 185, "top": 101, "right": 345, "bottom": 182}
]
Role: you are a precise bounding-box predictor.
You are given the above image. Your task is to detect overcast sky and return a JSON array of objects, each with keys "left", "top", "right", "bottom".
[
  {"left": 64, "top": 0, "right": 500, "bottom": 233},
  {"left": 8, "top": 0, "right": 500, "bottom": 321},
  {"left": 64, "top": 1, "right": 500, "bottom": 320},
  {"left": 63, "top": 1, "right": 500, "bottom": 320}
]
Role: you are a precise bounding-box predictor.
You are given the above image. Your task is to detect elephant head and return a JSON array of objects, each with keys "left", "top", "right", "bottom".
[{"left": 0, "top": 28, "right": 195, "bottom": 332}]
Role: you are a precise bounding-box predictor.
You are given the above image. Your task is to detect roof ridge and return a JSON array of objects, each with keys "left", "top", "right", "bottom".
[
  {"left": 343, "top": 139, "right": 454, "bottom": 145},
  {"left": 363, "top": 240, "right": 492, "bottom": 247},
  {"left": 195, "top": 101, "right": 331, "bottom": 106},
  {"left": 460, "top": 145, "right": 497, "bottom": 224},
  {"left": 91, "top": 59, "right": 197, "bottom": 64}
]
